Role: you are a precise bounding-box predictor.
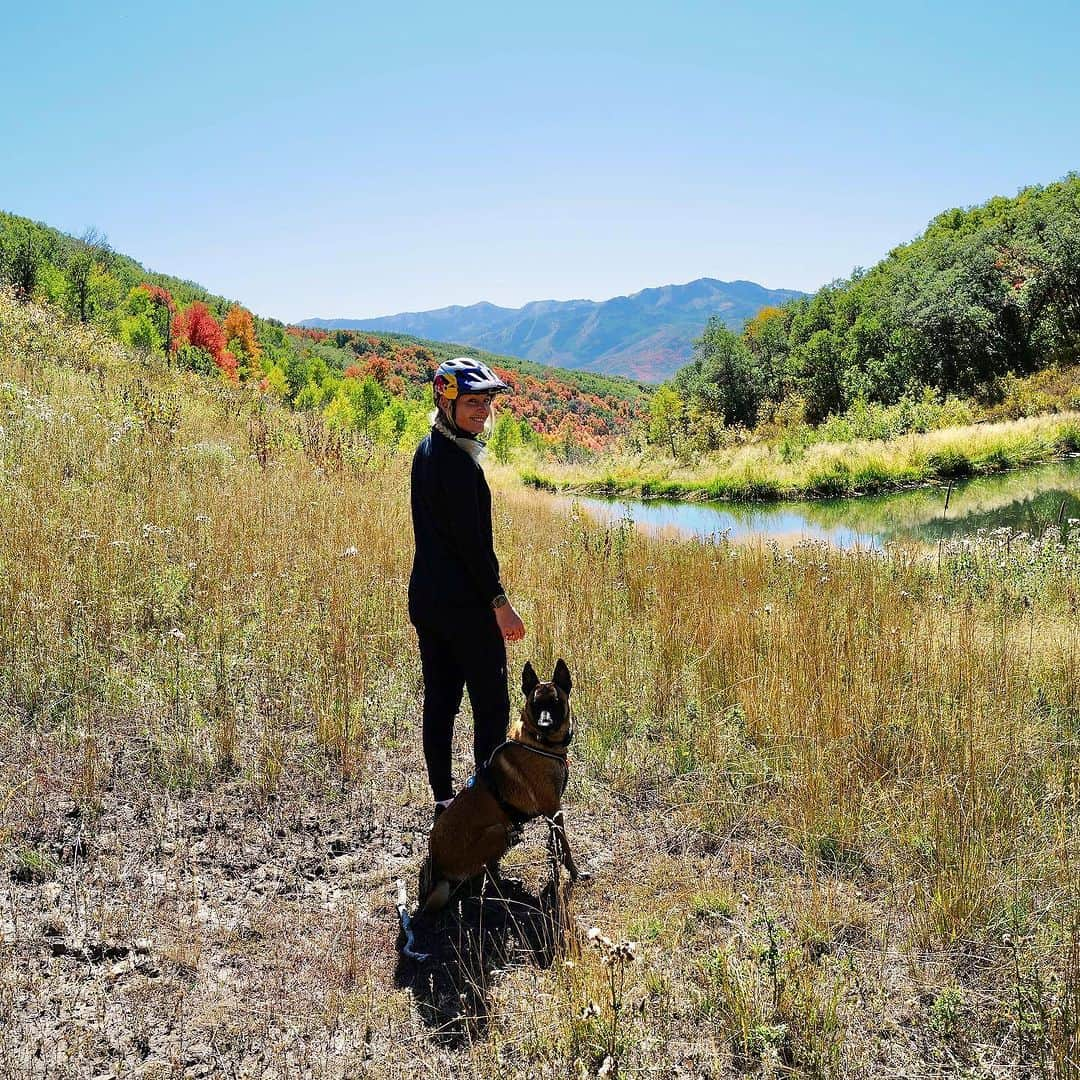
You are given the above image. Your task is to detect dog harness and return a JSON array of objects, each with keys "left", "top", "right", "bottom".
[{"left": 467, "top": 739, "right": 570, "bottom": 827}]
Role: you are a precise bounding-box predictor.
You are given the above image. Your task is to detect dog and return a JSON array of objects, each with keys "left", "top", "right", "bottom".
[{"left": 418, "top": 658, "right": 580, "bottom": 913}]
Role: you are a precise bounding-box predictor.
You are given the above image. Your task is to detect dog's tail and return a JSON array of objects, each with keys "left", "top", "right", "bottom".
[{"left": 421, "top": 879, "right": 451, "bottom": 914}]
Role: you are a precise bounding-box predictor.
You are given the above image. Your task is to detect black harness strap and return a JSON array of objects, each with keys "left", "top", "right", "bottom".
[{"left": 475, "top": 740, "right": 570, "bottom": 825}]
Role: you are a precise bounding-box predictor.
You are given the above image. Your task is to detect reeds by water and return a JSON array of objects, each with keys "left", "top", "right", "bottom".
[{"left": 524, "top": 412, "right": 1080, "bottom": 503}]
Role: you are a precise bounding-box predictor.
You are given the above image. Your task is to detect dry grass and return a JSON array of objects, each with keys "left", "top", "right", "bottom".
[{"left": 0, "top": 290, "right": 1077, "bottom": 1078}]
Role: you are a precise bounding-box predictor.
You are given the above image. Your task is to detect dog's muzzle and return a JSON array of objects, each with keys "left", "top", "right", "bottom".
[{"left": 537, "top": 709, "right": 555, "bottom": 731}]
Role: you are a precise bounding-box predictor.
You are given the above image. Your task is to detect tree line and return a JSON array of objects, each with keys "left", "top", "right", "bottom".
[{"left": 659, "top": 174, "right": 1080, "bottom": 450}]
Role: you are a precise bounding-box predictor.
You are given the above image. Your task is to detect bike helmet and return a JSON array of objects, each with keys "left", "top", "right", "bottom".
[{"left": 432, "top": 357, "right": 510, "bottom": 403}]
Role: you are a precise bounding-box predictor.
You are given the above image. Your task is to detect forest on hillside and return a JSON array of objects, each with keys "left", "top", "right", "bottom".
[
  {"left": 661, "top": 175, "right": 1080, "bottom": 454},
  {"left": 0, "top": 213, "right": 647, "bottom": 459}
]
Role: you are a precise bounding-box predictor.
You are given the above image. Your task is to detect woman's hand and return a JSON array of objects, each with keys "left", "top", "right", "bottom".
[{"left": 495, "top": 601, "right": 526, "bottom": 643}]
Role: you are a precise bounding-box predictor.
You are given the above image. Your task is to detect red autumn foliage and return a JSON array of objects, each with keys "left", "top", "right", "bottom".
[
  {"left": 174, "top": 302, "right": 226, "bottom": 358},
  {"left": 285, "top": 326, "right": 328, "bottom": 342},
  {"left": 217, "top": 351, "right": 239, "bottom": 381},
  {"left": 138, "top": 283, "right": 177, "bottom": 314},
  {"left": 173, "top": 302, "right": 237, "bottom": 381},
  {"left": 364, "top": 355, "right": 392, "bottom": 385}
]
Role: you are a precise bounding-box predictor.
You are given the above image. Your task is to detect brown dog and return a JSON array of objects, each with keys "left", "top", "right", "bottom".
[{"left": 419, "top": 659, "right": 579, "bottom": 912}]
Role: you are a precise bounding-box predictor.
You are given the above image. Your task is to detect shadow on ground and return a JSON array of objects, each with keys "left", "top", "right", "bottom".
[{"left": 394, "top": 869, "right": 574, "bottom": 1045}]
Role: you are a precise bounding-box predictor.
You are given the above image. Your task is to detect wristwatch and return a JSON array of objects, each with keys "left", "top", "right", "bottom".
[{"left": 491, "top": 593, "right": 509, "bottom": 610}]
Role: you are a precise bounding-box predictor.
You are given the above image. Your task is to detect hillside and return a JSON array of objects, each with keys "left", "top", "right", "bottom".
[
  {"left": 667, "top": 175, "right": 1080, "bottom": 438},
  {"left": 0, "top": 211, "right": 648, "bottom": 454},
  {"left": 293, "top": 325, "right": 648, "bottom": 451},
  {"left": 302, "top": 278, "right": 806, "bottom": 382}
]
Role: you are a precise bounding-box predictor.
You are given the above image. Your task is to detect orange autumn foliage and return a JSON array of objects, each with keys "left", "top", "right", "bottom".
[{"left": 223, "top": 305, "right": 261, "bottom": 376}]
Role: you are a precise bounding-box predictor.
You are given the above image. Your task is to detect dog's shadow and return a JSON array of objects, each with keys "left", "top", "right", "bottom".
[{"left": 394, "top": 865, "right": 574, "bottom": 1045}]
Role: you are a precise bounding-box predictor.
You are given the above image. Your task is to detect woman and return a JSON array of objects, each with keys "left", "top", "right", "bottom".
[{"left": 408, "top": 358, "right": 526, "bottom": 820}]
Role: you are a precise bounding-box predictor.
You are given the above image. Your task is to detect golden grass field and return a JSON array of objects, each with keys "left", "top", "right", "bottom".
[{"left": 1, "top": 291, "right": 1077, "bottom": 1078}]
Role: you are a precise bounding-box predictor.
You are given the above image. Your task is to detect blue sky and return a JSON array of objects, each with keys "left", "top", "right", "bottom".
[{"left": 2, "top": 1, "right": 1077, "bottom": 322}]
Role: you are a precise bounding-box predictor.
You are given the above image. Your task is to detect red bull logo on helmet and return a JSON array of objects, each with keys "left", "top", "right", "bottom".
[{"left": 433, "top": 371, "right": 459, "bottom": 400}]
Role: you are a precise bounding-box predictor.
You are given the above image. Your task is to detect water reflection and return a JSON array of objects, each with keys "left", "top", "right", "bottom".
[{"left": 551, "top": 458, "right": 1080, "bottom": 550}]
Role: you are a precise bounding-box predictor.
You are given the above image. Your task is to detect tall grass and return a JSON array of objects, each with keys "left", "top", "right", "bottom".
[{"left": 1, "top": 290, "right": 1077, "bottom": 1076}]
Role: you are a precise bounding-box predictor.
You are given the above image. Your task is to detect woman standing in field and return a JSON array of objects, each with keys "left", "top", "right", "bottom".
[{"left": 408, "top": 358, "right": 526, "bottom": 821}]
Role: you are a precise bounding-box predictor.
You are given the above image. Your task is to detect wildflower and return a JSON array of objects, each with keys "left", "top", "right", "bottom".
[
  {"left": 579, "top": 1001, "right": 601, "bottom": 1020},
  {"left": 341, "top": 546, "right": 359, "bottom": 558},
  {"left": 169, "top": 628, "right": 185, "bottom": 643},
  {"left": 587, "top": 926, "right": 613, "bottom": 950}
]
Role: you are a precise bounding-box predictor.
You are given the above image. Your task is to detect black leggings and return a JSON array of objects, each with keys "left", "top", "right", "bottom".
[{"left": 415, "top": 615, "right": 510, "bottom": 802}]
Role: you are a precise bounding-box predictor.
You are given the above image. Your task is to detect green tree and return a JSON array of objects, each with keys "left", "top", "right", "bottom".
[
  {"left": 676, "top": 317, "right": 761, "bottom": 428},
  {"left": 647, "top": 384, "right": 684, "bottom": 456},
  {"left": 743, "top": 306, "right": 791, "bottom": 405},
  {"left": 346, "top": 376, "right": 388, "bottom": 429},
  {"left": 118, "top": 286, "right": 165, "bottom": 353},
  {"left": 488, "top": 409, "right": 522, "bottom": 462},
  {"left": 64, "top": 228, "right": 112, "bottom": 324},
  {"left": 324, "top": 391, "right": 356, "bottom": 430},
  {"left": 294, "top": 381, "right": 328, "bottom": 411},
  {"left": 0, "top": 223, "right": 41, "bottom": 300},
  {"left": 791, "top": 328, "right": 846, "bottom": 423}
]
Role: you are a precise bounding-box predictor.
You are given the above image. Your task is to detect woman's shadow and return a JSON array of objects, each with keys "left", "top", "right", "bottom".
[{"left": 393, "top": 852, "right": 575, "bottom": 1046}]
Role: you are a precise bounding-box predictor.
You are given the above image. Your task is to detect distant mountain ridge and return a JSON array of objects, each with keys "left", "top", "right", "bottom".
[{"left": 302, "top": 278, "right": 806, "bottom": 382}]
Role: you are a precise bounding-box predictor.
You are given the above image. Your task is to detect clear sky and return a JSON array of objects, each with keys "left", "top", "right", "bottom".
[{"left": 2, "top": 1, "right": 1077, "bottom": 322}]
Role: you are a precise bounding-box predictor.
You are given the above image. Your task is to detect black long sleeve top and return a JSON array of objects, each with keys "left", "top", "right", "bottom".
[{"left": 408, "top": 428, "right": 504, "bottom": 630}]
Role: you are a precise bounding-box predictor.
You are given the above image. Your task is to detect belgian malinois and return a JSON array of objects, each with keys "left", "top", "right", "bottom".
[{"left": 418, "top": 659, "right": 579, "bottom": 913}]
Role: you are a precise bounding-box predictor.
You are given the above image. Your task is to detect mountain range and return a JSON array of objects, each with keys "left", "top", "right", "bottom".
[{"left": 302, "top": 278, "right": 806, "bottom": 382}]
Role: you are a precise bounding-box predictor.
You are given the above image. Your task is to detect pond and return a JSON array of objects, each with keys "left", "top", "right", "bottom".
[{"left": 549, "top": 458, "right": 1080, "bottom": 550}]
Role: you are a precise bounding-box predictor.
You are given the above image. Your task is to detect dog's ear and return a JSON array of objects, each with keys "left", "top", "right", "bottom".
[
  {"left": 522, "top": 661, "right": 539, "bottom": 699},
  {"left": 552, "top": 658, "right": 572, "bottom": 696}
]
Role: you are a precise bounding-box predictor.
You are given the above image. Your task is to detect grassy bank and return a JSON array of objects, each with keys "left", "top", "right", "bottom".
[
  {"left": 522, "top": 414, "right": 1080, "bottom": 503},
  {"left": 1, "top": 291, "right": 1078, "bottom": 1078}
]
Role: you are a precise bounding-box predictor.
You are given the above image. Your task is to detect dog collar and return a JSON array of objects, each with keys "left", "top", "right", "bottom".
[{"left": 533, "top": 722, "right": 573, "bottom": 750}]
